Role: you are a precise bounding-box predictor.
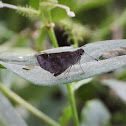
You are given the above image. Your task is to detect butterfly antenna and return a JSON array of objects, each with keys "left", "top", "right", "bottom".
[{"left": 84, "top": 52, "right": 98, "bottom": 61}]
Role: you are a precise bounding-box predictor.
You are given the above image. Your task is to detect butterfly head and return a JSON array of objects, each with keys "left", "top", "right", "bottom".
[{"left": 77, "top": 49, "right": 84, "bottom": 56}]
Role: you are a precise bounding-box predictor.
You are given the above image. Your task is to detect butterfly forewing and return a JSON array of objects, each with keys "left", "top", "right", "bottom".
[{"left": 37, "top": 49, "right": 84, "bottom": 76}]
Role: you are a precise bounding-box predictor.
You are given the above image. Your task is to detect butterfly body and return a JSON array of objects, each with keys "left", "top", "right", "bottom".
[{"left": 37, "top": 49, "right": 84, "bottom": 76}]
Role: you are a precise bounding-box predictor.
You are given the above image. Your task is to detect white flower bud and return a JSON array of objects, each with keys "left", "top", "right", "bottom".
[{"left": 55, "top": 4, "right": 75, "bottom": 17}]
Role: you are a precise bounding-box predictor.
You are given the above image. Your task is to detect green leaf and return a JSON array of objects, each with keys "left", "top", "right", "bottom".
[
  {"left": 0, "top": 64, "right": 5, "bottom": 69},
  {"left": 80, "top": 99, "right": 111, "bottom": 126},
  {"left": 0, "top": 91, "right": 28, "bottom": 126},
  {"left": 59, "top": 106, "right": 72, "bottom": 126},
  {"left": 0, "top": 40, "right": 126, "bottom": 86},
  {"left": 102, "top": 79, "right": 126, "bottom": 103}
]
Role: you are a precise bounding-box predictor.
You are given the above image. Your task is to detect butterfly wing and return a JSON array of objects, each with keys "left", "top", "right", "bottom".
[
  {"left": 51, "top": 52, "right": 72, "bottom": 76},
  {"left": 37, "top": 51, "right": 82, "bottom": 76},
  {"left": 52, "top": 51, "right": 82, "bottom": 76},
  {"left": 37, "top": 52, "right": 73, "bottom": 76},
  {"left": 37, "top": 53, "right": 49, "bottom": 71}
]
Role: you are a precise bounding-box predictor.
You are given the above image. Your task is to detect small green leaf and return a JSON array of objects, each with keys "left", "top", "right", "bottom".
[
  {"left": 0, "top": 64, "right": 5, "bottom": 69},
  {"left": 0, "top": 40, "right": 126, "bottom": 86},
  {"left": 80, "top": 99, "right": 111, "bottom": 126},
  {"left": 17, "top": 6, "right": 40, "bottom": 17},
  {"left": 59, "top": 106, "right": 72, "bottom": 126}
]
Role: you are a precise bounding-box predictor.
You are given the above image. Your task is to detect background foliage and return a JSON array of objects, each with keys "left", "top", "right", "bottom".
[{"left": 0, "top": 0, "right": 126, "bottom": 126}]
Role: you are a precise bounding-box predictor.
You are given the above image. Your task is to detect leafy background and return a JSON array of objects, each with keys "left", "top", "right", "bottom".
[{"left": 0, "top": 0, "right": 126, "bottom": 126}]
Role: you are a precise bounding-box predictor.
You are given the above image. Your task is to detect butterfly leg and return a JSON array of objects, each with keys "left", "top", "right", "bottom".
[
  {"left": 64, "top": 65, "right": 72, "bottom": 75},
  {"left": 76, "top": 61, "right": 85, "bottom": 74},
  {"left": 79, "top": 61, "right": 85, "bottom": 74},
  {"left": 63, "top": 65, "right": 73, "bottom": 79}
]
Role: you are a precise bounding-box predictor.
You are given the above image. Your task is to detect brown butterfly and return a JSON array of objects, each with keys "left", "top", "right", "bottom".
[
  {"left": 37, "top": 49, "right": 85, "bottom": 76},
  {"left": 37, "top": 48, "right": 98, "bottom": 76}
]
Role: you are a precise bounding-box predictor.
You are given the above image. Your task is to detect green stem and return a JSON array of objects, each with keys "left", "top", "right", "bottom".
[
  {"left": 46, "top": 11, "right": 58, "bottom": 48},
  {"left": 48, "top": 27, "right": 58, "bottom": 47},
  {"left": 0, "top": 84, "right": 60, "bottom": 126},
  {"left": 45, "top": 10, "right": 79, "bottom": 126},
  {"left": 40, "top": 9, "right": 79, "bottom": 126},
  {"left": 67, "top": 84, "right": 79, "bottom": 126},
  {"left": 73, "top": 37, "right": 79, "bottom": 48},
  {"left": 40, "top": 11, "right": 58, "bottom": 48},
  {"left": 69, "top": 37, "right": 80, "bottom": 126}
]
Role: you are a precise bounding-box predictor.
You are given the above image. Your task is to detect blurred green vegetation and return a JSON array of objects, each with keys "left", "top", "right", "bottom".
[{"left": 0, "top": 0, "right": 126, "bottom": 126}]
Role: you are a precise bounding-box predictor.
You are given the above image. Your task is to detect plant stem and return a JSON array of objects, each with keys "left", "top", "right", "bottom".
[
  {"left": 0, "top": 84, "right": 60, "bottom": 126},
  {"left": 48, "top": 26, "right": 58, "bottom": 47},
  {"left": 0, "top": 1, "right": 17, "bottom": 9},
  {"left": 46, "top": 11, "right": 58, "bottom": 48},
  {"left": 40, "top": 9, "right": 79, "bottom": 126},
  {"left": 70, "top": 36, "right": 79, "bottom": 126},
  {"left": 67, "top": 84, "right": 79, "bottom": 126},
  {"left": 40, "top": 11, "right": 58, "bottom": 48},
  {"left": 73, "top": 37, "right": 79, "bottom": 48}
]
